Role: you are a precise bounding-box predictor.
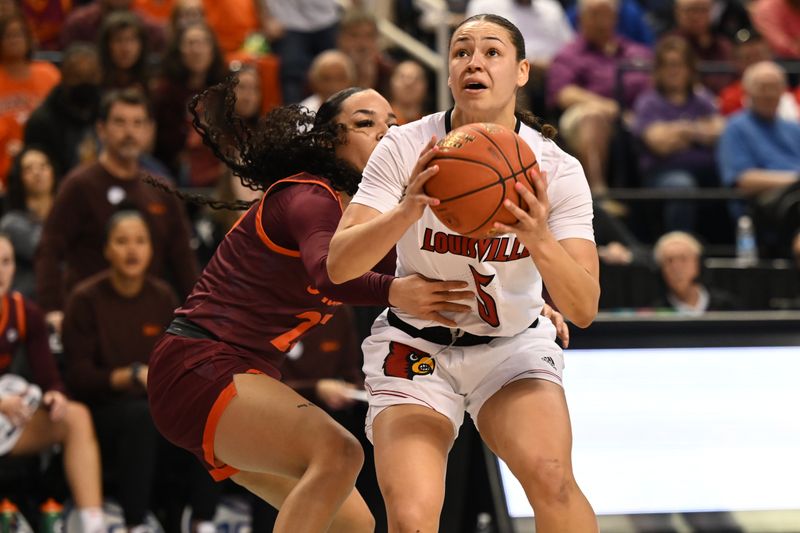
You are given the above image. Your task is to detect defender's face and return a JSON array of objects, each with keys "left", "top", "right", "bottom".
[{"left": 334, "top": 90, "right": 397, "bottom": 173}]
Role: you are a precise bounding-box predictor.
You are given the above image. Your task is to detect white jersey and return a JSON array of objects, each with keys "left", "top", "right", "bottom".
[{"left": 352, "top": 110, "right": 594, "bottom": 337}]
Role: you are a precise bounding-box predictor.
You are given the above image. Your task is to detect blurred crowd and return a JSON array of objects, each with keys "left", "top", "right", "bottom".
[{"left": 0, "top": 0, "right": 799, "bottom": 531}]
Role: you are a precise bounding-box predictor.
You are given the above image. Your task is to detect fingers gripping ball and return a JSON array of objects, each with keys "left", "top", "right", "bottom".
[{"left": 424, "top": 123, "right": 540, "bottom": 238}]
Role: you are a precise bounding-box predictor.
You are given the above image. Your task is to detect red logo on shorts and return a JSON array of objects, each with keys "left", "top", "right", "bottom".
[{"left": 383, "top": 342, "right": 435, "bottom": 380}]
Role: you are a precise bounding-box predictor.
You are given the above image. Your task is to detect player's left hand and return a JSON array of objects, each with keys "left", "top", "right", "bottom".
[
  {"left": 492, "top": 170, "right": 551, "bottom": 249},
  {"left": 43, "top": 390, "right": 67, "bottom": 422},
  {"left": 541, "top": 303, "right": 569, "bottom": 348}
]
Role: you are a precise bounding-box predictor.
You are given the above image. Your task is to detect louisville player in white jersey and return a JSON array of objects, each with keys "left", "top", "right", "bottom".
[{"left": 328, "top": 13, "right": 600, "bottom": 533}]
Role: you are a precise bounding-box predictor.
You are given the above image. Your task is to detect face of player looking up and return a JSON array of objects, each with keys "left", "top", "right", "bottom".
[
  {"left": 448, "top": 19, "right": 529, "bottom": 130},
  {"left": 334, "top": 89, "right": 397, "bottom": 173}
]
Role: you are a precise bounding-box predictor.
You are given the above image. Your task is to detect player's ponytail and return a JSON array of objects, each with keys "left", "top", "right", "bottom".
[
  {"left": 142, "top": 174, "right": 257, "bottom": 211},
  {"left": 514, "top": 108, "right": 557, "bottom": 140}
]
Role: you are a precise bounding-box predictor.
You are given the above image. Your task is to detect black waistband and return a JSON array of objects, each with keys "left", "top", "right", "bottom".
[
  {"left": 166, "top": 317, "right": 219, "bottom": 341},
  {"left": 387, "top": 310, "right": 537, "bottom": 347}
]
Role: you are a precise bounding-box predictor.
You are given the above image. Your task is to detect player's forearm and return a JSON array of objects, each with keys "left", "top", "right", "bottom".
[
  {"left": 328, "top": 207, "right": 415, "bottom": 284},
  {"left": 529, "top": 237, "right": 599, "bottom": 328}
]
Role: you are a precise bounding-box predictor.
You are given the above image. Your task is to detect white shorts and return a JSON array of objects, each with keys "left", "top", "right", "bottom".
[
  {"left": 0, "top": 374, "right": 42, "bottom": 456},
  {"left": 362, "top": 310, "right": 564, "bottom": 442}
]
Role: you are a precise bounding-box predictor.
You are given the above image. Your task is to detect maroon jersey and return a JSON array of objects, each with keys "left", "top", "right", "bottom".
[
  {"left": 0, "top": 292, "right": 64, "bottom": 393},
  {"left": 178, "top": 173, "right": 395, "bottom": 365}
]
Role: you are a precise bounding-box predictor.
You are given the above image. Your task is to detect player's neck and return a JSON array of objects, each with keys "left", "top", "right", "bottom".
[{"left": 451, "top": 107, "right": 517, "bottom": 130}]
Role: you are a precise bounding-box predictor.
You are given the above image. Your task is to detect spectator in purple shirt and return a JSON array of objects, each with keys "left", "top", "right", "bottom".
[
  {"left": 548, "top": 0, "right": 652, "bottom": 193},
  {"left": 633, "top": 35, "right": 724, "bottom": 232}
]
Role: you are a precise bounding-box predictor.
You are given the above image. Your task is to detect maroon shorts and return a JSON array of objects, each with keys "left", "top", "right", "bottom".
[{"left": 148, "top": 334, "right": 281, "bottom": 481}]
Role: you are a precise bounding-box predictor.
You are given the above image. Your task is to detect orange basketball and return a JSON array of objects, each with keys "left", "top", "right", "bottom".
[{"left": 423, "top": 122, "right": 539, "bottom": 239}]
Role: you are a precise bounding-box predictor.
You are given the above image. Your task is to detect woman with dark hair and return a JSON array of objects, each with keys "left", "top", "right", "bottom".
[
  {"left": 0, "top": 147, "right": 57, "bottom": 298},
  {"left": 0, "top": 14, "right": 60, "bottom": 184},
  {"left": 329, "top": 13, "right": 599, "bottom": 532},
  {"left": 146, "top": 80, "right": 474, "bottom": 532},
  {"left": 97, "top": 11, "right": 151, "bottom": 94},
  {"left": 151, "top": 22, "right": 228, "bottom": 186},
  {"left": 633, "top": 35, "right": 724, "bottom": 233}
]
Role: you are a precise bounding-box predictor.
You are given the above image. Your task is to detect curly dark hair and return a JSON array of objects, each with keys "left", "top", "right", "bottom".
[
  {"left": 145, "top": 78, "right": 369, "bottom": 210},
  {"left": 452, "top": 14, "right": 557, "bottom": 140}
]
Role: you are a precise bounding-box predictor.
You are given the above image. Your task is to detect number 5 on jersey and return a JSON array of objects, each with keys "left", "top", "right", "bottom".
[{"left": 469, "top": 265, "right": 500, "bottom": 327}]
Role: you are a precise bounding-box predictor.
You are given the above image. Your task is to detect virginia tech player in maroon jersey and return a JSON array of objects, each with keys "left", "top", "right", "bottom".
[
  {"left": 146, "top": 82, "right": 472, "bottom": 532},
  {"left": 149, "top": 173, "right": 395, "bottom": 480}
]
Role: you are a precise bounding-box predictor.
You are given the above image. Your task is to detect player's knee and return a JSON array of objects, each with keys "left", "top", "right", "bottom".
[
  {"left": 521, "top": 456, "right": 574, "bottom": 505},
  {"left": 334, "top": 506, "right": 375, "bottom": 533},
  {"left": 381, "top": 482, "right": 442, "bottom": 531},
  {"left": 387, "top": 504, "right": 440, "bottom": 533},
  {"left": 63, "top": 401, "right": 93, "bottom": 437},
  {"left": 314, "top": 429, "right": 363, "bottom": 478}
]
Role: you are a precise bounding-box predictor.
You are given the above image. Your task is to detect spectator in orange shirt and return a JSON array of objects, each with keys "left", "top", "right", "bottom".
[
  {"left": 202, "top": 0, "right": 261, "bottom": 55},
  {"left": 0, "top": 14, "right": 60, "bottom": 186},
  {"left": 131, "top": 0, "right": 175, "bottom": 23},
  {"left": 168, "top": 0, "right": 204, "bottom": 38}
]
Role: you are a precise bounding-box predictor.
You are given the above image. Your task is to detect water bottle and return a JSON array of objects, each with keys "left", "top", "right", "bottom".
[
  {"left": 39, "top": 498, "right": 63, "bottom": 533},
  {"left": 735, "top": 215, "right": 758, "bottom": 266},
  {"left": 0, "top": 499, "right": 19, "bottom": 533}
]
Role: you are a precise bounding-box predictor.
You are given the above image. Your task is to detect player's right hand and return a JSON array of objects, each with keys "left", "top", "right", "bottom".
[
  {"left": 389, "top": 274, "right": 473, "bottom": 327},
  {"left": 398, "top": 136, "right": 441, "bottom": 222},
  {"left": 0, "top": 394, "right": 35, "bottom": 426}
]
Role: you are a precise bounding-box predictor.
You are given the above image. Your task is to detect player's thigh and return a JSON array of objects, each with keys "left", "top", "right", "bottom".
[
  {"left": 477, "top": 379, "right": 575, "bottom": 481},
  {"left": 214, "top": 372, "right": 362, "bottom": 478},
  {"left": 372, "top": 404, "right": 454, "bottom": 510},
  {"left": 9, "top": 409, "right": 63, "bottom": 456}
]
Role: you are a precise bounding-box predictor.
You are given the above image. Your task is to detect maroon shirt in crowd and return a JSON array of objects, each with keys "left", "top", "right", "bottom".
[
  {"left": 178, "top": 173, "right": 395, "bottom": 367},
  {"left": 0, "top": 292, "right": 64, "bottom": 393},
  {"left": 60, "top": 2, "right": 166, "bottom": 53},
  {"left": 35, "top": 161, "right": 198, "bottom": 312},
  {"left": 62, "top": 271, "right": 178, "bottom": 404}
]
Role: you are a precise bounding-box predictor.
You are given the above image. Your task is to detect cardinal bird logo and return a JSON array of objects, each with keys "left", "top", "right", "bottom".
[{"left": 382, "top": 342, "right": 435, "bottom": 380}]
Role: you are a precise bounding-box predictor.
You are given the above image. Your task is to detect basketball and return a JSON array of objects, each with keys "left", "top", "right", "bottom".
[{"left": 423, "top": 123, "right": 540, "bottom": 239}]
